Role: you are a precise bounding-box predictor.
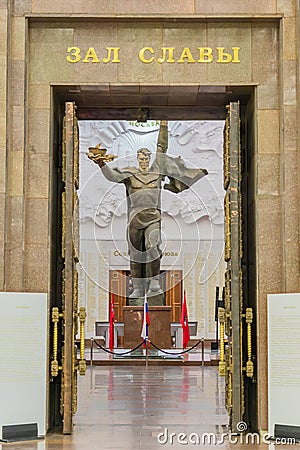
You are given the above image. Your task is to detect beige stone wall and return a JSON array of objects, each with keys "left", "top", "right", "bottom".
[
  {"left": 298, "top": 0, "right": 300, "bottom": 295},
  {"left": 1, "top": 0, "right": 299, "bottom": 433},
  {"left": 1, "top": 2, "right": 31, "bottom": 292},
  {"left": 255, "top": 2, "right": 299, "bottom": 430},
  {"left": 19, "top": 0, "right": 294, "bottom": 16},
  {"left": 0, "top": 2, "right": 7, "bottom": 290},
  {"left": 24, "top": 0, "right": 281, "bottom": 15}
]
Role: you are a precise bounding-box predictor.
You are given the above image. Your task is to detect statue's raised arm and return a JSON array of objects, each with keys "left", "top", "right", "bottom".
[
  {"left": 157, "top": 120, "right": 168, "bottom": 154},
  {"left": 151, "top": 120, "right": 168, "bottom": 173}
]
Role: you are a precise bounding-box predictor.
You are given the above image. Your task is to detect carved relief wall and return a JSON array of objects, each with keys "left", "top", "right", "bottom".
[{"left": 78, "top": 120, "right": 225, "bottom": 339}]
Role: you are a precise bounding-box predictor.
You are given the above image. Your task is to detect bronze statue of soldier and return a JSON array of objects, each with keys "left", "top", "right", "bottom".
[{"left": 88, "top": 120, "right": 208, "bottom": 305}]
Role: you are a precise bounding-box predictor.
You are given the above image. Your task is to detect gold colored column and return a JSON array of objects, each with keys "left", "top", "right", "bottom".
[{"left": 218, "top": 307, "right": 226, "bottom": 376}]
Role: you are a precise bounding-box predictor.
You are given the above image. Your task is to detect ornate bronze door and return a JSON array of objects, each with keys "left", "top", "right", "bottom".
[
  {"left": 219, "top": 102, "right": 254, "bottom": 432},
  {"left": 50, "top": 102, "right": 86, "bottom": 434}
]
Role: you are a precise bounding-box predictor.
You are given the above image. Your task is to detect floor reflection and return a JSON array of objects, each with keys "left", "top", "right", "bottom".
[{"left": 1, "top": 366, "right": 233, "bottom": 449}]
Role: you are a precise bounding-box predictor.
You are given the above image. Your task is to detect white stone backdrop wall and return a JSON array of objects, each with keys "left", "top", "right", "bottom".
[{"left": 78, "top": 120, "right": 225, "bottom": 340}]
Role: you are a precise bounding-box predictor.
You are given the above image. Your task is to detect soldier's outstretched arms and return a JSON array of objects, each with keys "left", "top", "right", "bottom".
[
  {"left": 88, "top": 155, "right": 126, "bottom": 183},
  {"left": 101, "top": 164, "right": 126, "bottom": 183}
]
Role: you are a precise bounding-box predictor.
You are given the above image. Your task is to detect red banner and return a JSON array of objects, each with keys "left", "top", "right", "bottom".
[
  {"left": 180, "top": 291, "right": 190, "bottom": 349},
  {"left": 109, "top": 293, "right": 115, "bottom": 352}
]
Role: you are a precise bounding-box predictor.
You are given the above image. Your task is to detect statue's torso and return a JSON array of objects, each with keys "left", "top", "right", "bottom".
[{"left": 125, "top": 170, "right": 162, "bottom": 229}]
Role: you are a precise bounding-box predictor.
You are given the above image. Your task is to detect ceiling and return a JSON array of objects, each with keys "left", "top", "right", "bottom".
[{"left": 53, "top": 84, "right": 254, "bottom": 120}]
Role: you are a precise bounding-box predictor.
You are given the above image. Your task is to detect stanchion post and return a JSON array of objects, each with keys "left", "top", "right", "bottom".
[
  {"left": 90, "top": 337, "right": 93, "bottom": 366},
  {"left": 201, "top": 338, "right": 205, "bottom": 366}
]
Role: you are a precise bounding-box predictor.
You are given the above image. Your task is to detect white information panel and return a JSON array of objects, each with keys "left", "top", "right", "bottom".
[
  {"left": 268, "top": 293, "right": 300, "bottom": 438},
  {"left": 0, "top": 292, "right": 47, "bottom": 439}
]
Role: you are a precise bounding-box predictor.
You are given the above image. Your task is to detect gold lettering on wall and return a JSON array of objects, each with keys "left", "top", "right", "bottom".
[
  {"left": 139, "top": 47, "right": 155, "bottom": 63},
  {"left": 66, "top": 46, "right": 241, "bottom": 64},
  {"left": 177, "top": 47, "right": 196, "bottom": 63},
  {"left": 198, "top": 47, "right": 213, "bottom": 63},
  {"left": 82, "top": 47, "right": 100, "bottom": 63},
  {"left": 157, "top": 47, "right": 175, "bottom": 63},
  {"left": 103, "top": 47, "right": 120, "bottom": 63},
  {"left": 66, "top": 47, "right": 81, "bottom": 63}
]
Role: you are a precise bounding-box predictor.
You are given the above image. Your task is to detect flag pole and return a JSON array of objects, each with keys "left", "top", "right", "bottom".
[
  {"left": 145, "top": 338, "right": 149, "bottom": 368},
  {"left": 141, "top": 290, "right": 150, "bottom": 368}
]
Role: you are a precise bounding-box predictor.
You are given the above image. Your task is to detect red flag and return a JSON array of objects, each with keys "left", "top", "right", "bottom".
[
  {"left": 180, "top": 291, "right": 190, "bottom": 348},
  {"left": 109, "top": 293, "right": 115, "bottom": 352}
]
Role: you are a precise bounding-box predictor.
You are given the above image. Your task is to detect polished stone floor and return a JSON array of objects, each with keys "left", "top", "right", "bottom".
[{"left": 0, "top": 366, "right": 297, "bottom": 449}]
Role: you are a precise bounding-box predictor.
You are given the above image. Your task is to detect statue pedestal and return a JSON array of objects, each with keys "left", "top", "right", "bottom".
[
  {"left": 128, "top": 293, "right": 164, "bottom": 307},
  {"left": 123, "top": 306, "right": 172, "bottom": 349}
]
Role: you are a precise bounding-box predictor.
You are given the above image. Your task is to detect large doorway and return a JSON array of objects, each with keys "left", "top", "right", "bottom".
[{"left": 49, "top": 85, "right": 258, "bottom": 434}]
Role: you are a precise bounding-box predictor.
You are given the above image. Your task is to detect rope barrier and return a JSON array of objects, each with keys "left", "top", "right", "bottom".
[
  {"left": 149, "top": 339, "right": 203, "bottom": 355},
  {"left": 93, "top": 339, "right": 143, "bottom": 355},
  {"left": 91, "top": 337, "right": 204, "bottom": 357}
]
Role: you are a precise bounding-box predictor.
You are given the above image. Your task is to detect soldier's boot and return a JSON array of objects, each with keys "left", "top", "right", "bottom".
[
  {"left": 147, "top": 275, "right": 163, "bottom": 295},
  {"left": 129, "top": 261, "right": 144, "bottom": 299},
  {"left": 146, "top": 257, "right": 163, "bottom": 296},
  {"left": 129, "top": 278, "right": 144, "bottom": 299}
]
